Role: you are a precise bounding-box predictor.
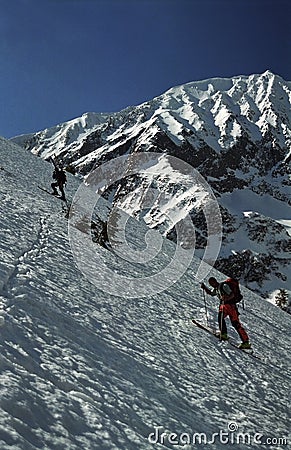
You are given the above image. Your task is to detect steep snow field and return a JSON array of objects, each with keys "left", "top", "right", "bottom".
[{"left": 0, "top": 137, "right": 290, "bottom": 449}]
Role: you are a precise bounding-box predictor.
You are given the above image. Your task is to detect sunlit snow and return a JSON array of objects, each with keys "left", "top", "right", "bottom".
[{"left": 0, "top": 137, "right": 290, "bottom": 449}]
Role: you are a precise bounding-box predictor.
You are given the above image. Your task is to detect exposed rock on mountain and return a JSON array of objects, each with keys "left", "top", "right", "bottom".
[{"left": 11, "top": 71, "right": 291, "bottom": 298}]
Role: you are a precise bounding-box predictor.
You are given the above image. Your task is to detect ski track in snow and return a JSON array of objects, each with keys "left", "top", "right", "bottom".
[
  {"left": 0, "top": 138, "right": 290, "bottom": 449},
  {"left": 1, "top": 217, "right": 50, "bottom": 305}
]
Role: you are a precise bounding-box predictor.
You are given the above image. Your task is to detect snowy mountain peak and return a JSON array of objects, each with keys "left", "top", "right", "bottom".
[{"left": 11, "top": 72, "right": 291, "bottom": 157}]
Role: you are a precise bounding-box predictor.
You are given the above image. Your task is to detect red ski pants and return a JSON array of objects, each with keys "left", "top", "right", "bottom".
[{"left": 218, "top": 303, "right": 249, "bottom": 342}]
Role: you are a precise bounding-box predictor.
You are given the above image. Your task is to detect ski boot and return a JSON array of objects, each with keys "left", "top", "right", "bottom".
[{"left": 239, "top": 341, "right": 252, "bottom": 349}]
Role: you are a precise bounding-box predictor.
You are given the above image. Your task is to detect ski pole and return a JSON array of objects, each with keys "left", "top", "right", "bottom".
[
  {"left": 219, "top": 301, "right": 224, "bottom": 341},
  {"left": 202, "top": 288, "right": 209, "bottom": 327}
]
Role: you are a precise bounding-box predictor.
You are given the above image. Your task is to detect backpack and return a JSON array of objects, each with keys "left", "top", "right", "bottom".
[
  {"left": 224, "top": 278, "right": 243, "bottom": 304},
  {"left": 53, "top": 168, "right": 67, "bottom": 184}
]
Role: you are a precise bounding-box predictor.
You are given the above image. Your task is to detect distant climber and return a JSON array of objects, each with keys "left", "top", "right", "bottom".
[
  {"left": 91, "top": 219, "right": 110, "bottom": 249},
  {"left": 97, "top": 220, "right": 110, "bottom": 249},
  {"left": 201, "top": 277, "right": 251, "bottom": 349},
  {"left": 51, "top": 158, "right": 67, "bottom": 201}
]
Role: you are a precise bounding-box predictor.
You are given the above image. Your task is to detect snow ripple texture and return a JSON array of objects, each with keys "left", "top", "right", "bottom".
[{"left": 0, "top": 137, "right": 290, "bottom": 449}]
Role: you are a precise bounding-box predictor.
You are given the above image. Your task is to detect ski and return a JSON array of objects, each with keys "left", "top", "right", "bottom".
[
  {"left": 102, "top": 241, "right": 112, "bottom": 251},
  {"left": 38, "top": 186, "right": 67, "bottom": 203},
  {"left": 191, "top": 319, "right": 261, "bottom": 360}
]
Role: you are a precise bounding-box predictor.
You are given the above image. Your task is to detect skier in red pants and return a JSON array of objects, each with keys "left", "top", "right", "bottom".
[{"left": 201, "top": 277, "right": 251, "bottom": 349}]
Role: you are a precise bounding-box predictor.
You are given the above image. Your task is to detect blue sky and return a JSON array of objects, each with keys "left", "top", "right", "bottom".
[{"left": 0, "top": 0, "right": 290, "bottom": 138}]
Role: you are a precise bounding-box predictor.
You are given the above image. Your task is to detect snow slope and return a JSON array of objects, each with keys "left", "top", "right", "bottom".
[
  {"left": 11, "top": 71, "right": 291, "bottom": 299},
  {"left": 0, "top": 137, "right": 290, "bottom": 449}
]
